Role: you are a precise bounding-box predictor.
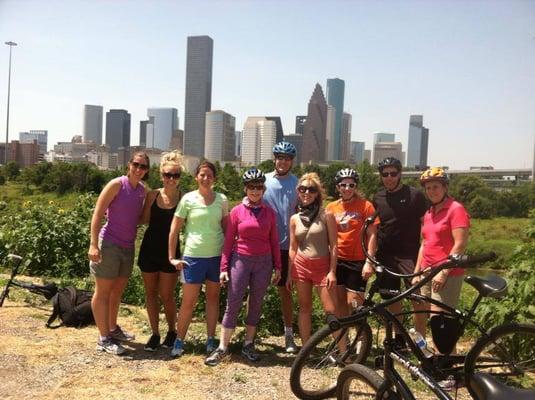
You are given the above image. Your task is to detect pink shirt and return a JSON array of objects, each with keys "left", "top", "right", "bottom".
[
  {"left": 421, "top": 197, "right": 470, "bottom": 276},
  {"left": 220, "top": 202, "right": 282, "bottom": 272}
]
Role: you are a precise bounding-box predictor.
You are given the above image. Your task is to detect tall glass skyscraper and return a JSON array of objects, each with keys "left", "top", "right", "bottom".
[
  {"left": 326, "top": 78, "right": 345, "bottom": 160},
  {"left": 105, "top": 109, "right": 131, "bottom": 152},
  {"left": 302, "top": 83, "right": 328, "bottom": 163},
  {"left": 407, "top": 115, "right": 429, "bottom": 169},
  {"left": 83, "top": 105, "right": 103, "bottom": 145},
  {"left": 146, "top": 108, "right": 178, "bottom": 151},
  {"left": 183, "top": 35, "right": 213, "bottom": 157}
]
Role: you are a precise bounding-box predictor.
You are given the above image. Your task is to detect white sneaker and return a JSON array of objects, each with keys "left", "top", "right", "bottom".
[
  {"left": 285, "top": 334, "right": 298, "bottom": 353},
  {"left": 96, "top": 338, "right": 126, "bottom": 355}
]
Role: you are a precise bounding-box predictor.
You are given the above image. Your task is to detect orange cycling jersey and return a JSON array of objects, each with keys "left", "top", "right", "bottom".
[{"left": 326, "top": 196, "right": 377, "bottom": 261}]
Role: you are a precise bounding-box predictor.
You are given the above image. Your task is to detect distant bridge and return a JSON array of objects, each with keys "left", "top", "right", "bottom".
[{"left": 400, "top": 168, "right": 532, "bottom": 180}]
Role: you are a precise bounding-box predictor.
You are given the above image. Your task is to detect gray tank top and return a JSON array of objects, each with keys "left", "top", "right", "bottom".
[{"left": 295, "top": 210, "right": 330, "bottom": 258}]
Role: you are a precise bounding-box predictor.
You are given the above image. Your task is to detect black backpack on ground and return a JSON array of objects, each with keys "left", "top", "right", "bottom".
[{"left": 46, "top": 286, "right": 95, "bottom": 328}]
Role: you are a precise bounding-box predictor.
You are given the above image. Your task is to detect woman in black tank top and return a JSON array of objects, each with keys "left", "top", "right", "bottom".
[{"left": 138, "top": 151, "right": 183, "bottom": 352}]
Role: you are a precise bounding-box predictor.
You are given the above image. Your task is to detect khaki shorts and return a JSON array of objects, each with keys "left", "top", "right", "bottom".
[
  {"left": 421, "top": 273, "right": 463, "bottom": 309},
  {"left": 89, "top": 239, "right": 135, "bottom": 279}
]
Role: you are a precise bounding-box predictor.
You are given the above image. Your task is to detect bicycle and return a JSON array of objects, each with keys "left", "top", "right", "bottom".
[{"left": 333, "top": 253, "right": 535, "bottom": 399}]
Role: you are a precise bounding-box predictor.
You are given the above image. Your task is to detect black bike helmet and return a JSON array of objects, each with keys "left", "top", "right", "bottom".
[
  {"left": 378, "top": 157, "right": 402, "bottom": 172},
  {"left": 272, "top": 141, "right": 297, "bottom": 159},
  {"left": 242, "top": 167, "right": 266, "bottom": 184},
  {"left": 335, "top": 168, "right": 359, "bottom": 184}
]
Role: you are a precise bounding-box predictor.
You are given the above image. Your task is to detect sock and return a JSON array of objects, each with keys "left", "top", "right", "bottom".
[
  {"left": 99, "top": 335, "right": 109, "bottom": 342},
  {"left": 284, "top": 326, "right": 293, "bottom": 336},
  {"left": 218, "top": 344, "right": 227, "bottom": 351}
]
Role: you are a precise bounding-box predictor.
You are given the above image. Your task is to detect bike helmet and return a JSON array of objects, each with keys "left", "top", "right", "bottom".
[
  {"left": 378, "top": 157, "right": 402, "bottom": 172},
  {"left": 272, "top": 141, "right": 297, "bottom": 159},
  {"left": 420, "top": 167, "right": 449, "bottom": 185},
  {"left": 242, "top": 167, "right": 266, "bottom": 184},
  {"left": 335, "top": 168, "right": 359, "bottom": 184}
]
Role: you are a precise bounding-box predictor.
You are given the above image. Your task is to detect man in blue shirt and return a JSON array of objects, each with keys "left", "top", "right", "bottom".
[{"left": 264, "top": 141, "right": 299, "bottom": 353}]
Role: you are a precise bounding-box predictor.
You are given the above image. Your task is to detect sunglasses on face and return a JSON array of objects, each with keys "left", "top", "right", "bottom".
[
  {"left": 275, "top": 155, "right": 292, "bottom": 161},
  {"left": 162, "top": 172, "right": 181, "bottom": 179},
  {"left": 298, "top": 185, "right": 318, "bottom": 194},
  {"left": 381, "top": 171, "right": 399, "bottom": 178},
  {"left": 338, "top": 183, "right": 356, "bottom": 189},
  {"left": 131, "top": 161, "right": 149, "bottom": 171},
  {"left": 246, "top": 184, "right": 264, "bottom": 191}
]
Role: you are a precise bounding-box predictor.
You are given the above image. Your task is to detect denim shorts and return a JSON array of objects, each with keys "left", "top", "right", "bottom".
[{"left": 180, "top": 256, "right": 221, "bottom": 284}]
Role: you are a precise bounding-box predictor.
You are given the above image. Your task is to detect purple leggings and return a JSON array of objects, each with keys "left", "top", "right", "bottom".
[{"left": 221, "top": 253, "right": 273, "bottom": 329}]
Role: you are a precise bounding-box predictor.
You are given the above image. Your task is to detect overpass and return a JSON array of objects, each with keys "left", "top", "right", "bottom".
[{"left": 400, "top": 168, "right": 532, "bottom": 180}]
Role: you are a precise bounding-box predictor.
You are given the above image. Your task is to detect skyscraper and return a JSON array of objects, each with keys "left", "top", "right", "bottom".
[
  {"left": 146, "top": 108, "right": 178, "bottom": 150},
  {"left": 407, "top": 115, "right": 429, "bottom": 169},
  {"left": 139, "top": 120, "right": 149, "bottom": 147},
  {"left": 265, "top": 116, "right": 284, "bottom": 143},
  {"left": 350, "top": 141, "right": 365, "bottom": 164},
  {"left": 373, "top": 141, "right": 403, "bottom": 165},
  {"left": 205, "top": 110, "right": 236, "bottom": 162},
  {"left": 295, "top": 116, "right": 307, "bottom": 135},
  {"left": 325, "top": 105, "right": 336, "bottom": 161},
  {"left": 326, "top": 78, "right": 345, "bottom": 160},
  {"left": 241, "top": 117, "right": 277, "bottom": 165},
  {"left": 19, "top": 130, "right": 48, "bottom": 157},
  {"left": 83, "top": 105, "right": 103, "bottom": 145},
  {"left": 302, "top": 83, "right": 328, "bottom": 164},
  {"left": 183, "top": 35, "right": 213, "bottom": 157},
  {"left": 105, "top": 109, "right": 131, "bottom": 152},
  {"left": 341, "top": 112, "right": 352, "bottom": 161},
  {"left": 374, "top": 132, "right": 396, "bottom": 144}
]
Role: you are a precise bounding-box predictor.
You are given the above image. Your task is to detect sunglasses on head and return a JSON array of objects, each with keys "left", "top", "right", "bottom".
[
  {"left": 381, "top": 171, "right": 399, "bottom": 178},
  {"left": 338, "top": 183, "right": 356, "bottom": 189},
  {"left": 162, "top": 172, "right": 181, "bottom": 179},
  {"left": 131, "top": 161, "right": 149, "bottom": 171},
  {"left": 246, "top": 184, "right": 264, "bottom": 191},
  {"left": 298, "top": 185, "right": 318, "bottom": 194}
]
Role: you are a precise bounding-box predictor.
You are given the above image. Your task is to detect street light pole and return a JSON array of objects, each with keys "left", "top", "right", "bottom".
[{"left": 4, "top": 41, "right": 17, "bottom": 165}]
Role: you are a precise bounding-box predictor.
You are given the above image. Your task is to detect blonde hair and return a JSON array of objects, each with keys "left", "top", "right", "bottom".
[
  {"left": 160, "top": 150, "right": 184, "bottom": 173},
  {"left": 297, "top": 172, "right": 326, "bottom": 206}
]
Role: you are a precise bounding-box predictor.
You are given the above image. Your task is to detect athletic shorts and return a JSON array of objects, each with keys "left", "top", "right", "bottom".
[
  {"left": 89, "top": 239, "right": 135, "bottom": 279},
  {"left": 421, "top": 272, "right": 464, "bottom": 309},
  {"left": 139, "top": 261, "right": 177, "bottom": 274},
  {"left": 180, "top": 256, "right": 221, "bottom": 284},
  {"left": 376, "top": 254, "right": 417, "bottom": 299},
  {"left": 292, "top": 252, "right": 329, "bottom": 287},
  {"left": 336, "top": 259, "right": 366, "bottom": 293},
  {"left": 276, "top": 250, "right": 290, "bottom": 287}
]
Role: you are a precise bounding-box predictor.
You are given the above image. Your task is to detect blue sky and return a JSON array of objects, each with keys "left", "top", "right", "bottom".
[{"left": 0, "top": 0, "right": 534, "bottom": 169}]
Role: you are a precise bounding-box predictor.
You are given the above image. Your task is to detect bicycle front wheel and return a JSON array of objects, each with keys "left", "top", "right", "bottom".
[
  {"left": 465, "top": 322, "right": 535, "bottom": 395},
  {"left": 290, "top": 321, "right": 373, "bottom": 400},
  {"left": 336, "top": 363, "right": 394, "bottom": 400}
]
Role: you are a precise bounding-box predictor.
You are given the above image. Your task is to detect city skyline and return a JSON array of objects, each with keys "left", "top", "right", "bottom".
[{"left": 0, "top": 0, "right": 534, "bottom": 169}]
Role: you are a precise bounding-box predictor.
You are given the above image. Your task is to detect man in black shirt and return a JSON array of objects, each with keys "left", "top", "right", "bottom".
[{"left": 373, "top": 157, "right": 428, "bottom": 337}]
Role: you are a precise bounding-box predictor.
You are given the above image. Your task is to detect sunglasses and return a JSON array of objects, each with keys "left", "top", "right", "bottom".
[
  {"left": 131, "top": 161, "right": 149, "bottom": 171},
  {"left": 381, "top": 171, "right": 399, "bottom": 178},
  {"left": 338, "top": 183, "right": 356, "bottom": 189},
  {"left": 162, "top": 172, "right": 181, "bottom": 179},
  {"left": 275, "top": 155, "right": 292, "bottom": 161},
  {"left": 246, "top": 184, "right": 264, "bottom": 191},
  {"left": 298, "top": 185, "right": 318, "bottom": 194}
]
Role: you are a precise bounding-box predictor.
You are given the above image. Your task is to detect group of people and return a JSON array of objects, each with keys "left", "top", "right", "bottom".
[{"left": 87, "top": 142, "right": 470, "bottom": 365}]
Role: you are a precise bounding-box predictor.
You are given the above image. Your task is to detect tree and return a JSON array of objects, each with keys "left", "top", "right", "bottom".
[
  {"left": 323, "top": 162, "right": 351, "bottom": 198},
  {"left": 5, "top": 161, "right": 20, "bottom": 180},
  {"left": 356, "top": 160, "right": 380, "bottom": 200},
  {"left": 218, "top": 163, "right": 242, "bottom": 201},
  {"left": 469, "top": 195, "right": 495, "bottom": 219},
  {"left": 449, "top": 176, "right": 487, "bottom": 204},
  {"left": 257, "top": 159, "right": 275, "bottom": 173}
]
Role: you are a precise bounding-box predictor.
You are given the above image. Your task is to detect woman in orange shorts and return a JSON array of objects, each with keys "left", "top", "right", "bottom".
[{"left": 287, "top": 173, "right": 338, "bottom": 345}]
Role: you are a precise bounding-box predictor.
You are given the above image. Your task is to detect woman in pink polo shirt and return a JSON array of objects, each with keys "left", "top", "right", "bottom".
[
  {"left": 204, "top": 168, "right": 281, "bottom": 366},
  {"left": 413, "top": 167, "right": 470, "bottom": 322}
]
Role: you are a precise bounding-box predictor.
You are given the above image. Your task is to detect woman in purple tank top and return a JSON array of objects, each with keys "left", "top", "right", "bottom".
[{"left": 88, "top": 151, "right": 149, "bottom": 355}]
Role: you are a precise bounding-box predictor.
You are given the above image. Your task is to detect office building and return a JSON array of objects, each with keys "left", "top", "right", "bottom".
[
  {"left": 241, "top": 117, "right": 277, "bottom": 165},
  {"left": 295, "top": 116, "right": 307, "bottom": 135},
  {"left": 183, "top": 35, "right": 213, "bottom": 157},
  {"left": 139, "top": 120, "right": 149, "bottom": 147},
  {"left": 146, "top": 108, "right": 178, "bottom": 150},
  {"left": 302, "top": 83, "right": 328, "bottom": 164},
  {"left": 374, "top": 132, "right": 396, "bottom": 144},
  {"left": 373, "top": 141, "right": 403, "bottom": 165},
  {"left": 205, "top": 110, "right": 236, "bottom": 162},
  {"left": 83, "top": 105, "right": 103, "bottom": 145},
  {"left": 86, "top": 145, "right": 118, "bottom": 171},
  {"left": 7, "top": 140, "right": 40, "bottom": 168},
  {"left": 265, "top": 116, "right": 284, "bottom": 143},
  {"left": 105, "top": 109, "right": 131, "bottom": 152},
  {"left": 170, "top": 129, "right": 184, "bottom": 153},
  {"left": 325, "top": 106, "right": 336, "bottom": 161},
  {"left": 350, "top": 141, "right": 365, "bottom": 164},
  {"left": 364, "top": 149, "right": 372, "bottom": 163},
  {"left": 235, "top": 130, "right": 242, "bottom": 158},
  {"left": 326, "top": 78, "right": 345, "bottom": 160},
  {"left": 283, "top": 134, "right": 303, "bottom": 165},
  {"left": 340, "top": 112, "right": 352, "bottom": 161},
  {"left": 19, "top": 130, "right": 48, "bottom": 158},
  {"left": 407, "top": 115, "right": 429, "bottom": 169}
]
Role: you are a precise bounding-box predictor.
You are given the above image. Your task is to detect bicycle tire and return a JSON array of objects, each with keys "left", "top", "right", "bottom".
[
  {"left": 336, "top": 363, "right": 394, "bottom": 400},
  {"left": 464, "top": 322, "right": 535, "bottom": 396},
  {"left": 0, "top": 287, "right": 9, "bottom": 307},
  {"left": 290, "top": 321, "right": 373, "bottom": 400}
]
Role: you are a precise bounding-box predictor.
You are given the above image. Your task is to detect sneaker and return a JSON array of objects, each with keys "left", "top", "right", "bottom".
[
  {"left": 161, "top": 331, "right": 177, "bottom": 348},
  {"left": 206, "top": 337, "right": 217, "bottom": 354},
  {"left": 171, "top": 338, "right": 185, "bottom": 357},
  {"left": 96, "top": 337, "right": 126, "bottom": 355},
  {"left": 241, "top": 342, "right": 260, "bottom": 362},
  {"left": 205, "top": 348, "right": 229, "bottom": 366},
  {"left": 285, "top": 334, "right": 298, "bottom": 353},
  {"left": 109, "top": 325, "right": 135, "bottom": 342},
  {"left": 438, "top": 376, "right": 456, "bottom": 392},
  {"left": 144, "top": 334, "right": 161, "bottom": 352}
]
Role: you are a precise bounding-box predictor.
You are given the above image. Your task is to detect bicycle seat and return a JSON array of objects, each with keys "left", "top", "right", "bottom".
[
  {"left": 469, "top": 372, "right": 535, "bottom": 400},
  {"left": 464, "top": 275, "right": 507, "bottom": 298}
]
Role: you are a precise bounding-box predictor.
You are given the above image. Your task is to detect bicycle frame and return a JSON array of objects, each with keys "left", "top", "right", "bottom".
[{"left": 0, "top": 254, "right": 23, "bottom": 307}]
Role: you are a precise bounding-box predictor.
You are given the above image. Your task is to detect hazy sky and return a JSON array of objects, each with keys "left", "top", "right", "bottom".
[{"left": 0, "top": 0, "right": 534, "bottom": 169}]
